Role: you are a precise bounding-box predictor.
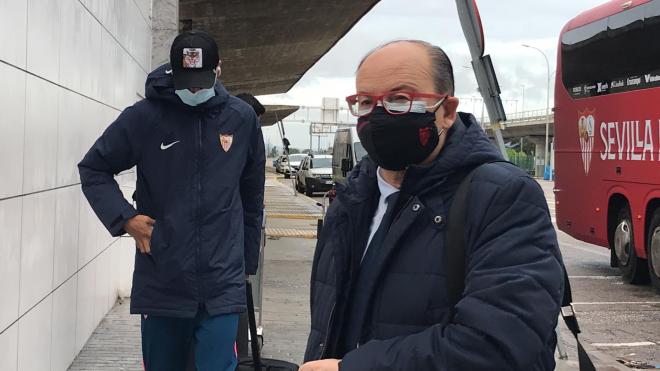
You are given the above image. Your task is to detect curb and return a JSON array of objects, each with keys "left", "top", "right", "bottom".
[
  {"left": 556, "top": 342, "right": 631, "bottom": 371},
  {"left": 583, "top": 344, "right": 632, "bottom": 371},
  {"left": 274, "top": 177, "right": 326, "bottom": 210}
]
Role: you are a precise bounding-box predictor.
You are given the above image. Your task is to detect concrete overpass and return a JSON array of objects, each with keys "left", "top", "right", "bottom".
[
  {"left": 260, "top": 105, "right": 301, "bottom": 127},
  {"left": 484, "top": 109, "right": 555, "bottom": 175},
  {"left": 484, "top": 109, "right": 554, "bottom": 139}
]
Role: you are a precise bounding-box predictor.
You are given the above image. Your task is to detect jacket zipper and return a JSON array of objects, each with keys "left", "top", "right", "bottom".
[
  {"left": 320, "top": 303, "right": 336, "bottom": 358},
  {"left": 319, "top": 200, "right": 370, "bottom": 358},
  {"left": 196, "top": 117, "right": 203, "bottom": 302}
]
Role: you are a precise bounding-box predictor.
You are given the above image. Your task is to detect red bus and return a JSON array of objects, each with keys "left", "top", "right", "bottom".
[{"left": 554, "top": 0, "right": 660, "bottom": 292}]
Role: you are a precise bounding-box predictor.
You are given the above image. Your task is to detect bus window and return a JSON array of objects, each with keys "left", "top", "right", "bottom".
[{"left": 561, "top": 2, "right": 660, "bottom": 98}]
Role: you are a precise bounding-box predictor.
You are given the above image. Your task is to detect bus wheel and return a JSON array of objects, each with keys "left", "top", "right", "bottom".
[
  {"left": 613, "top": 207, "right": 649, "bottom": 284},
  {"left": 647, "top": 209, "right": 660, "bottom": 293},
  {"left": 610, "top": 247, "right": 619, "bottom": 268}
]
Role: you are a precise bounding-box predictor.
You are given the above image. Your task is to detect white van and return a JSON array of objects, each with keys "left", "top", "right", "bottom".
[{"left": 332, "top": 127, "right": 367, "bottom": 184}]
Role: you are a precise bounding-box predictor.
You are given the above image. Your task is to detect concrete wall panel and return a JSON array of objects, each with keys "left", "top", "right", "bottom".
[
  {"left": 0, "top": 323, "right": 18, "bottom": 371},
  {"left": 56, "top": 90, "right": 84, "bottom": 187},
  {"left": 0, "top": 0, "right": 153, "bottom": 368},
  {"left": 19, "top": 191, "right": 56, "bottom": 315},
  {"left": 26, "top": 0, "right": 61, "bottom": 82},
  {"left": 53, "top": 187, "right": 81, "bottom": 288},
  {"left": 0, "top": 198, "right": 22, "bottom": 331},
  {"left": 0, "top": 0, "right": 28, "bottom": 68},
  {"left": 75, "top": 262, "right": 95, "bottom": 355},
  {"left": 17, "top": 295, "right": 52, "bottom": 371},
  {"left": 22, "top": 76, "right": 59, "bottom": 194},
  {"left": 0, "top": 64, "right": 26, "bottom": 199},
  {"left": 50, "top": 277, "right": 78, "bottom": 371}
]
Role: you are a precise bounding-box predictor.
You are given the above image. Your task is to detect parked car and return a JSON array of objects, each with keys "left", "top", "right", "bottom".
[
  {"left": 332, "top": 127, "right": 367, "bottom": 184},
  {"left": 275, "top": 155, "right": 288, "bottom": 174},
  {"left": 284, "top": 153, "right": 308, "bottom": 179},
  {"left": 295, "top": 155, "right": 333, "bottom": 196}
]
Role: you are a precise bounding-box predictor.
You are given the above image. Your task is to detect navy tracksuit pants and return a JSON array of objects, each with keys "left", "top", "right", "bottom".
[{"left": 141, "top": 308, "right": 238, "bottom": 371}]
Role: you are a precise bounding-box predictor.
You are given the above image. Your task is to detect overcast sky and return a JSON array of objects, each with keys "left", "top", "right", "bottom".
[{"left": 257, "top": 0, "right": 606, "bottom": 152}]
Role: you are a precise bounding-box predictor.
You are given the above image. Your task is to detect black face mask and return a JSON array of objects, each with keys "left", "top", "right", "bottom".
[{"left": 357, "top": 106, "right": 441, "bottom": 171}]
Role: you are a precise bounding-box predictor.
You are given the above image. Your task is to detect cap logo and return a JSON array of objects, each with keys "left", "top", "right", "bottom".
[
  {"left": 220, "top": 133, "right": 233, "bottom": 152},
  {"left": 182, "top": 48, "right": 203, "bottom": 68}
]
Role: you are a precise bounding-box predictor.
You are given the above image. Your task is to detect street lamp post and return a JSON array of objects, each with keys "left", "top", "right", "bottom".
[
  {"left": 522, "top": 44, "right": 551, "bottom": 177},
  {"left": 521, "top": 84, "right": 526, "bottom": 115}
]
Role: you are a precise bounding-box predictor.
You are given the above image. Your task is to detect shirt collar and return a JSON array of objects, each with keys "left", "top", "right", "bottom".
[{"left": 376, "top": 167, "right": 400, "bottom": 200}]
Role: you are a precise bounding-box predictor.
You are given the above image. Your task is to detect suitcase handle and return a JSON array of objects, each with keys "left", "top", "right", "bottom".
[{"left": 246, "top": 280, "right": 263, "bottom": 371}]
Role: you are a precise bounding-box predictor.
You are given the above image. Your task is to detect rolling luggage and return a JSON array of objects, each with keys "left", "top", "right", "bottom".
[{"left": 236, "top": 280, "right": 299, "bottom": 371}]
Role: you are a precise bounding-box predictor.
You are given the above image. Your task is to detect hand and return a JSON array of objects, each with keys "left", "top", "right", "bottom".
[
  {"left": 124, "top": 215, "right": 155, "bottom": 254},
  {"left": 300, "top": 359, "right": 341, "bottom": 371}
]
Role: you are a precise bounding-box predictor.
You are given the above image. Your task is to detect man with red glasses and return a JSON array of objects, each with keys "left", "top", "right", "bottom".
[{"left": 301, "top": 40, "right": 563, "bottom": 371}]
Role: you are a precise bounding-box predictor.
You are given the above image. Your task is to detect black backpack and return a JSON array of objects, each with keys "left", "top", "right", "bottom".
[{"left": 445, "top": 164, "right": 595, "bottom": 371}]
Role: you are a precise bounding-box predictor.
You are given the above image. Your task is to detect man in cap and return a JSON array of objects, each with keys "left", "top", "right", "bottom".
[{"left": 79, "top": 31, "right": 265, "bottom": 371}]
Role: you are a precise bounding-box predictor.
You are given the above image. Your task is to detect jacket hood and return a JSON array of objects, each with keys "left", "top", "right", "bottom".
[
  {"left": 145, "top": 63, "right": 230, "bottom": 110},
  {"left": 338, "top": 112, "right": 503, "bottom": 202}
]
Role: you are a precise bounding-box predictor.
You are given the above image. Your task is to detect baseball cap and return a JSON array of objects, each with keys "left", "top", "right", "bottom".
[{"left": 170, "top": 31, "right": 219, "bottom": 90}]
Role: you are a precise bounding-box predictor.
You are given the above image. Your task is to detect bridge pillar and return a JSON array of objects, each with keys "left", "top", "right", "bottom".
[{"left": 527, "top": 136, "right": 546, "bottom": 178}]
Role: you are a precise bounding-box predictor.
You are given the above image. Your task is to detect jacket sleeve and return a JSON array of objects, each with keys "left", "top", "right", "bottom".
[
  {"left": 339, "top": 174, "right": 564, "bottom": 371},
  {"left": 78, "top": 106, "right": 143, "bottom": 237},
  {"left": 240, "top": 114, "right": 266, "bottom": 275}
]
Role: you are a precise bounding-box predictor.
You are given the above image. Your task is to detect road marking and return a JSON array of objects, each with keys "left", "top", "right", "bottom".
[
  {"left": 573, "top": 301, "right": 660, "bottom": 305},
  {"left": 560, "top": 241, "right": 610, "bottom": 257},
  {"left": 265, "top": 227, "right": 317, "bottom": 239},
  {"left": 266, "top": 212, "right": 321, "bottom": 220},
  {"left": 568, "top": 275, "right": 619, "bottom": 280},
  {"left": 591, "top": 341, "right": 657, "bottom": 348}
]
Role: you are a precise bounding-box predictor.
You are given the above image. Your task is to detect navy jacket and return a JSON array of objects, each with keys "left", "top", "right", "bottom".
[
  {"left": 305, "top": 113, "right": 564, "bottom": 370},
  {"left": 78, "top": 64, "right": 265, "bottom": 318}
]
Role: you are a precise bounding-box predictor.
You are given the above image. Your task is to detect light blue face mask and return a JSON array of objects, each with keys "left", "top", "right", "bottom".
[{"left": 175, "top": 85, "right": 216, "bottom": 106}]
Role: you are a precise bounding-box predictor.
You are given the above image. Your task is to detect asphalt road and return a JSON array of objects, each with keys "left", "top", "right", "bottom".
[
  {"left": 270, "top": 166, "right": 660, "bottom": 367},
  {"left": 539, "top": 180, "right": 660, "bottom": 368}
]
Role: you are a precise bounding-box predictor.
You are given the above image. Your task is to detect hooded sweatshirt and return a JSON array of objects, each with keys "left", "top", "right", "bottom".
[{"left": 78, "top": 63, "right": 265, "bottom": 317}]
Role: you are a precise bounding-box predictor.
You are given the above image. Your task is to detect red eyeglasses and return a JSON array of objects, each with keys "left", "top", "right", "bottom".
[{"left": 345, "top": 91, "right": 447, "bottom": 117}]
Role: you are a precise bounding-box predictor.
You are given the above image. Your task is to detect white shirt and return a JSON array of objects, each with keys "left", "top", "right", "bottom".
[{"left": 362, "top": 168, "right": 400, "bottom": 262}]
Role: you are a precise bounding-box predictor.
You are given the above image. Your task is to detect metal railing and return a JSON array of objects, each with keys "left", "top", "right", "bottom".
[{"left": 484, "top": 109, "right": 554, "bottom": 128}]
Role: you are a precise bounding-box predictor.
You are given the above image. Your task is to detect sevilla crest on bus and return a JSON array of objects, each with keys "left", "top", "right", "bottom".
[{"left": 577, "top": 109, "right": 596, "bottom": 175}]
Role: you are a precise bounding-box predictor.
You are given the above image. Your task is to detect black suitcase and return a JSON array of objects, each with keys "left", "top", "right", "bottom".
[{"left": 236, "top": 281, "right": 299, "bottom": 371}]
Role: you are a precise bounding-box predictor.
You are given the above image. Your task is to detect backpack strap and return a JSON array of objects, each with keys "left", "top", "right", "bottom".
[
  {"left": 444, "top": 162, "right": 596, "bottom": 371},
  {"left": 445, "top": 167, "right": 479, "bottom": 308},
  {"left": 561, "top": 268, "right": 597, "bottom": 371}
]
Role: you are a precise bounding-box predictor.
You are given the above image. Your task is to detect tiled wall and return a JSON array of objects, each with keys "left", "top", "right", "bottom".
[{"left": 0, "top": 0, "right": 152, "bottom": 370}]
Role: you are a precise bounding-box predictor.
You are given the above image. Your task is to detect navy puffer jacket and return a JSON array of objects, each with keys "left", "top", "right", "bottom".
[
  {"left": 79, "top": 64, "right": 265, "bottom": 318},
  {"left": 304, "top": 113, "right": 564, "bottom": 370}
]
